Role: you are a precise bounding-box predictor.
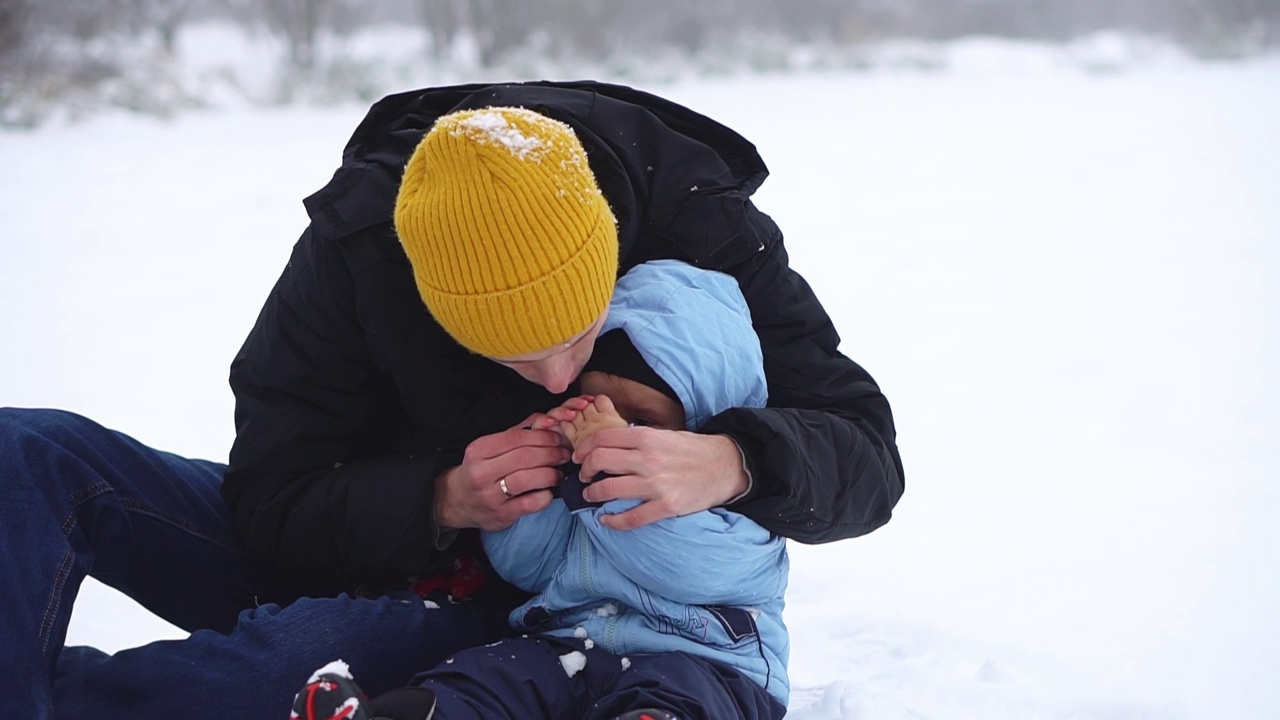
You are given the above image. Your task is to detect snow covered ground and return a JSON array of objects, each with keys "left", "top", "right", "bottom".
[{"left": 3, "top": 43, "right": 1278, "bottom": 719}]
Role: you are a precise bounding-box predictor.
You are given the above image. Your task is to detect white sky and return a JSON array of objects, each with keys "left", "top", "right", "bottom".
[{"left": 2, "top": 39, "right": 1277, "bottom": 720}]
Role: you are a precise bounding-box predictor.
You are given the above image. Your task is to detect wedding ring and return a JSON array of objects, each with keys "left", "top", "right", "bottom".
[{"left": 499, "top": 477, "right": 513, "bottom": 498}]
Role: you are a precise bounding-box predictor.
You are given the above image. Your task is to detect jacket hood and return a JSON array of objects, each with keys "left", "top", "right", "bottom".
[
  {"left": 302, "top": 80, "right": 772, "bottom": 270},
  {"left": 600, "top": 260, "right": 767, "bottom": 430}
]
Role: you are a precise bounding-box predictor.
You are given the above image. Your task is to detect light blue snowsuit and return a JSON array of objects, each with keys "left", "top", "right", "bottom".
[{"left": 482, "top": 260, "right": 790, "bottom": 705}]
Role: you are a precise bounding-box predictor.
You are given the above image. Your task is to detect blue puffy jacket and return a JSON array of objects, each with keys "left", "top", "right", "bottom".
[{"left": 483, "top": 260, "right": 789, "bottom": 705}]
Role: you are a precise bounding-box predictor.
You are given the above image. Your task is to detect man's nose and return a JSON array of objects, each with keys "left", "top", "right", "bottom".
[{"left": 539, "top": 356, "right": 578, "bottom": 394}]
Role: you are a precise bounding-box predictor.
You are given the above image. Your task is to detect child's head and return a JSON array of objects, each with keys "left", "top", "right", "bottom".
[
  {"left": 579, "top": 330, "right": 685, "bottom": 430},
  {"left": 579, "top": 260, "right": 768, "bottom": 432}
]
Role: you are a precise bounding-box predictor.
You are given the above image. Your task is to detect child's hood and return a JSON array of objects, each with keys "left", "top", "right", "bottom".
[{"left": 599, "top": 260, "right": 767, "bottom": 430}]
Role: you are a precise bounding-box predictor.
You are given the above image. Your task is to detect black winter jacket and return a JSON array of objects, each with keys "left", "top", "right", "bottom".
[{"left": 222, "top": 81, "right": 904, "bottom": 590}]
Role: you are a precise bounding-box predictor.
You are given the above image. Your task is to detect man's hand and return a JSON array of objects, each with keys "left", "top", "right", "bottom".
[
  {"left": 434, "top": 410, "right": 583, "bottom": 532},
  {"left": 573, "top": 428, "right": 749, "bottom": 530}
]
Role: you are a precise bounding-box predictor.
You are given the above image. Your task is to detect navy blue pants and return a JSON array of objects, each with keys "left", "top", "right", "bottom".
[
  {"left": 0, "top": 408, "right": 507, "bottom": 719},
  {"left": 407, "top": 636, "right": 786, "bottom": 720}
]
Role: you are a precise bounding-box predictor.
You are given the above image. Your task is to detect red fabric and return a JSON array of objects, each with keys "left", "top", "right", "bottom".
[{"left": 409, "top": 552, "right": 488, "bottom": 601}]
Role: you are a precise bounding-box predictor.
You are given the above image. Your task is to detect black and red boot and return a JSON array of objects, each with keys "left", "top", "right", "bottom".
[
  {"left": 291, "top": 661, "right": 438, "bottom": 720},
  {"left": 291, "top": 664, "right": 371, "bottom": 720}
]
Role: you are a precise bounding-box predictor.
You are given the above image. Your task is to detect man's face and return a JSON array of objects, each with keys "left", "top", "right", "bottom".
[{"left": 486, "top": 312, "right": 608, "bottom": 394}]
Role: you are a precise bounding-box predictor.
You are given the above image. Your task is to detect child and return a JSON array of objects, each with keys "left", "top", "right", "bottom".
[{"left": 292, "top": 260, "right": 788, "bottom": 720}]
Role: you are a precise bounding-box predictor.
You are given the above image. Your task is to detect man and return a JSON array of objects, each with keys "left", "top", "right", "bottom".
[{"left": 0, "top": 81, "right": 902, "bottom": 719}]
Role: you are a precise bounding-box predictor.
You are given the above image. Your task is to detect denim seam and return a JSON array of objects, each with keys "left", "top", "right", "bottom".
[
  {"left": 38, "top": 547, "right": 77, "bottom": 654},
  {"left": 39, "top": 482, "right": 244, "bottom": 652},
  {"left": 118, "top": 498, "right": 241, "bottom": 554},
  {"left": 60, "top": 481, "right": 114, "bottom": 533},
  {"left": 42, "top": 482, "right": 114, "bottom": 652}
]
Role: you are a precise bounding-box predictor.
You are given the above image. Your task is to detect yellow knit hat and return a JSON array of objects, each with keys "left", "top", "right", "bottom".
[{"left": 394, "top": 107, "right": 619, "bottom": 357}]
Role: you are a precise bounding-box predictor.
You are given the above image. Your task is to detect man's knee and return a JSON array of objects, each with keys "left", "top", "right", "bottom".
[
  {"left": 0, "top": 408, "right": 151, "bottom": 503},
  {"left": 0, "top": 407, "right": 104, "bottom": 454}
]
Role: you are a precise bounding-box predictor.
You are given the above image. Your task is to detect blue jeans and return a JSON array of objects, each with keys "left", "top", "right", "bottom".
[{"left": 0, "top": 408, "right": 503, "bottom": 719}]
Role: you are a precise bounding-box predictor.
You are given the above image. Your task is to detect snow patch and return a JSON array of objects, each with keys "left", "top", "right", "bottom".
[
  {"left": 560, "top": 651, "right": 588, "bottom": 678},
  {"left": 453, "top": 109, "right": 549, "bottom": 160},
  {"left": 306, "top": 659, "right": 352, "bottom": 683}
]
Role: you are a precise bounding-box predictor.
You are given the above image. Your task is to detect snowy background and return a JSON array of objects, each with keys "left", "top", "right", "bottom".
[{"left": 2, "top": 36, "right": 1278, "bottom": 720}]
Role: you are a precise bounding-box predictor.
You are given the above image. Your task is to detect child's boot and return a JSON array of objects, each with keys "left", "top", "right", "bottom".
[
  {"left": 291, "top": 661, "right": 437, "bottom": 720},
  {"left": 291, "top": 663, "right": 372, "bottom": 720}
]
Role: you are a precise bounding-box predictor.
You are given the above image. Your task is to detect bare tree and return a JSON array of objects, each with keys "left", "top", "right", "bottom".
[
  {"left": 417, "top": 0, "right": 467, "bottom": 59},
  {"left": 1174, "top": 0, "right": 1280, "bottom": 52},
  {"left": 262, "top": 0, "right": 362, "bottom": 70},
  {"left": 0, "top": 0, "right": 30, "bottom": 67},
  {"left": 127, "top": 0, "right": 194, "bottom": 54},
  {"left": 473, "top": 0, "right": 536, "bottom": 66}
]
